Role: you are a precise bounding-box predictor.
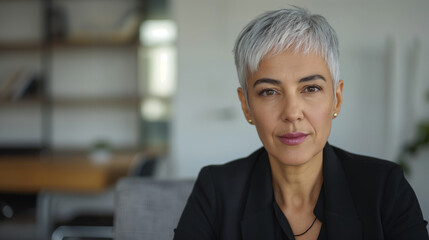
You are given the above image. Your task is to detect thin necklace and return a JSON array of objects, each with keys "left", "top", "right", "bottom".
[{"left": 293, "top": 216, "right": 317, "bottom": 237}]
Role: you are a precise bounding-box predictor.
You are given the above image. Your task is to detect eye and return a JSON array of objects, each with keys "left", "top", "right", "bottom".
[
  {"left": 259, "top": 89, "right": 278, "bottom": 96},
  {"left": 303, "top": 85, "right": 321, "bottom": 93}
]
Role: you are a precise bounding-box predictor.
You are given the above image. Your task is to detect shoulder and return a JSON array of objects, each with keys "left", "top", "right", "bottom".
[
  {"left": 199, "top": 147, "right": 265, "bottom": 180},
  {"left": 331, "top": 145, "right": 412, "bottom": 212},
  {"left": 197, "top": 147, "right": 265, "bottom": 191},
  {"left": 330, "top": 146, "right": 428, "bottom": 238},
  {"left": 329, "top": 145, "right": 408, "bottom": 207},
  {"left": 331, "top": 145, "right": 401, "bottom": 180},
  {"left": 174, "top": 147, "right": 267, "bottom": 239}
]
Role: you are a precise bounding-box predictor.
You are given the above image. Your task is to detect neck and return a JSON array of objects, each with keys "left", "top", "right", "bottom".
[{"left": 270, "top": 153, "right": 323, "bottom": 210}]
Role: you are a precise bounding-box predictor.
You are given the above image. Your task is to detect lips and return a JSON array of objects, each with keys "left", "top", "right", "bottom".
[{"left": 279, "top": 132, "right": 308, "bottom": 145}]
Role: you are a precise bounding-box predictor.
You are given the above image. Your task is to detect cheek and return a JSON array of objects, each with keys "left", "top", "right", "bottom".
[
  {"left": 306, "top": 102, "right": 333, "bottom": 135},
  {"left": 251, "top": 102, "right": 279, "bottom": 124},
  {"left": 306, "top": 93, "right": 334, "bottom": 116},
  {"left": 249, "top": 102, "right": 280, "bottom": 137}
]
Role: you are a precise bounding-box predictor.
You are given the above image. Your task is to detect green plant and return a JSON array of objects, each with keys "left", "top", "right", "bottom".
[
  {"left": 398, "top": 91, "right": 429, "bottom": 175},
  {"left": 91, "top": 139, "right": 112, "bottom": 151}
]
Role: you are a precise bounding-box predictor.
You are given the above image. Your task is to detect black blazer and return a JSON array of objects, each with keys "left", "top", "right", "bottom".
[{"left": 174, "top": 143, "right": 428, "bottom": 240}]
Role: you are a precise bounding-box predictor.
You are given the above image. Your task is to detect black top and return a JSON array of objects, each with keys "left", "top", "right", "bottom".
[
  {"left": 174, "top": 143, "right": 429, "bottom": 240},
  {"left": 272, "top": 184, "right": 326, "bottom": 240}
]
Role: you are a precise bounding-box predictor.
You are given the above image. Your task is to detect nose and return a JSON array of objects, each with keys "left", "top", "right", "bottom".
[{"left": 280, "top": 94, "right": 303, "bottom": 122}]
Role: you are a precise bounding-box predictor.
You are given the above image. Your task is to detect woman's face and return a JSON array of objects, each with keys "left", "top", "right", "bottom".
[{"left": 238, "top": 49, "right": 343, "bottom": 167}]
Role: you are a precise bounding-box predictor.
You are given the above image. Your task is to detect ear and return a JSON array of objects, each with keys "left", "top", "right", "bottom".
[
  {"left": 237, "top": 87, "right": 253, "bottom": 123},
  {"left": 333, "top": 80, "right": 344, "bottom": 115}
]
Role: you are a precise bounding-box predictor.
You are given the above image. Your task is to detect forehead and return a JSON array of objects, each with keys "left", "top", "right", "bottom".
[{"left": 249, "top": 50, "right": 332, "bottom": 84}]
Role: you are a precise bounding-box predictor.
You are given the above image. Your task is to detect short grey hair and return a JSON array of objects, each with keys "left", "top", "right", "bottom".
[{"left": 233, "top": 7, "right": 340, "bottom": 99}]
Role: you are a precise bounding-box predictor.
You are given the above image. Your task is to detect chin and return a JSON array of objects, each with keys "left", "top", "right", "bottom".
[
  {"left": 279, "top": 157, "right": 312, "bottom": 167},
  {"left": 268, "top": 150, "right": 314, "bottom": 167},
  {"left": 271, "top": 141, "right": 326, "bottom": 165}
]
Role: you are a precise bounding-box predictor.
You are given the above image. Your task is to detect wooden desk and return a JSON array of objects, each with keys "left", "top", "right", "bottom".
[{"left": 0, "top": 152, "right": 135, "bottom": 193}]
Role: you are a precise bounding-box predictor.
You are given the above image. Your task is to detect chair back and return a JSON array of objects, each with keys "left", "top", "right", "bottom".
[{"left": 114, "top": 177, "right": 194, "bottom": 240}]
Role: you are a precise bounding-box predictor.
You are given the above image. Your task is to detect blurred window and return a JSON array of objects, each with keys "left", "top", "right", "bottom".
[{"left": 138, "top": 19, "right": 177, "bottom": 148}]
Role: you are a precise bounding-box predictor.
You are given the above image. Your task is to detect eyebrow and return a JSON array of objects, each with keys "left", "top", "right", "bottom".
[
  {"left": 253, "top": 74, "right": 326, "bottom": 88},
  {"left": 299, "top": 74, "right": 326, "bottom": 83},
  {"left": 252, "top": 78, "right": 281, "bottom": 87}
]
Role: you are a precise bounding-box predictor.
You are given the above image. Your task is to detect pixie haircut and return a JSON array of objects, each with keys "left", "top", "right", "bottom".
[{"left": 233, "top": 7, "right": 340, "bottom": 99}]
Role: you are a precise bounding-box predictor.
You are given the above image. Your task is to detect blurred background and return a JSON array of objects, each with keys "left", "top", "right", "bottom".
[{"left": 0, "top": 0, "right": 428, "bottom": 239}]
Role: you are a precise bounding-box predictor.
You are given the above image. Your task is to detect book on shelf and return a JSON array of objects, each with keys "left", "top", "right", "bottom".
[
  {"left": 0, "top": 68, "right": 22, "bottom": 100},
  {"left": 0, "top": 68, "right": 42, "bottom": 102}
]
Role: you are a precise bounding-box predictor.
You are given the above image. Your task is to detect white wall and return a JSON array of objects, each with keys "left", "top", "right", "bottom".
[{"left": 169, "top": 0, "right": 429, "bottom": 226}]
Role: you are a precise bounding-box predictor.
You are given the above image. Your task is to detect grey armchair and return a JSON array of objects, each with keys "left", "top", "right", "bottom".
[{"left": 114, "top": 177, "right": 194, "bottom": 240}]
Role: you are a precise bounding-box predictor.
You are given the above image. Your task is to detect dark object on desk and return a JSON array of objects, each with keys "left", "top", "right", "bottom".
[
  {"left": 0, "top": 193, "right": 37, "bottom": 226},
  {"left": 0, "top": 146, "right": 43, "bottom": 156},
  {"left": 130, "top": 155, "right": 157, "bottom": 176}
]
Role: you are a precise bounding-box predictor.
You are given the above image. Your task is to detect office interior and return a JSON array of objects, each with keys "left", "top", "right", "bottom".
[{"left": 0, "top": 0, "right": 428, "bottom": 239}]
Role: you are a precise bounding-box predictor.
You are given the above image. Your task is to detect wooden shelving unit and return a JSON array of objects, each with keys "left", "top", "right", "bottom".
[
  {"left": 0, "top": 1, "right": 161, "bottom": 238},
  {"left": 51, "top": 97, "right": 140, "bottom": 107},
  {"left": 0, "top": 98, "right": 45, "bottom": 107},
  {"left": 0, "top": 0, "right": 144, "bottom": 151},
  {"left": 0, "top": 42, "right": 44, "bottom": 51}
]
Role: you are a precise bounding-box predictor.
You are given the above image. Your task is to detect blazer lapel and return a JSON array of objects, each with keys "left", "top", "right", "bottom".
[
  {"left": 240, "top": 144, "right": 363, "bottom": 240},
  {"left": 323, "top": 144, "right": 363, "bottom": 240},
  {"left": 240, "top": 150, "right": 277, "bottom": 240}
]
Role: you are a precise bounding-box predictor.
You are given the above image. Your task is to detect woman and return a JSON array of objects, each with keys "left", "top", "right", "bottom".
[{"left": 174, "top": 7, "right": 428, "bottom": 240}]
